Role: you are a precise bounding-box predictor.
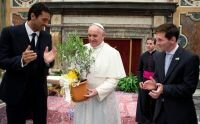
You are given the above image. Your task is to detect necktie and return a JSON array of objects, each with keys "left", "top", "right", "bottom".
[
  {"left": 31, "top": 33, "right": 36, "bottom": 51},
  {"left": 165, "top": 53, "right": 173, "bottom": 75}
]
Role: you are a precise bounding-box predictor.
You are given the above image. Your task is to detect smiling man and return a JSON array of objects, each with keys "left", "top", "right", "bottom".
[
  {"left": 73, "top": 23, "right": 126, "bottom": 124},
  {"left": 0, "top": 2, "right": 56, "bottom": 124},
  {"left": 136, "top": 37, "right": 157, "bottom": 124},
  {"left": 142, "top": 23, "right": 199, "bottom": 124}
]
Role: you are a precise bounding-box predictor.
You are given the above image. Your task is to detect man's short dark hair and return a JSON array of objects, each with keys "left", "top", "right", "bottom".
[
  {"left": 155, "top": 23, "right": 180, "bottom": 42},
  {"left": 146, "top": 37, "right": 156, "bottom": 44},
  {"left": 27, "top": 2, "right": 50, "bottom": 21}
]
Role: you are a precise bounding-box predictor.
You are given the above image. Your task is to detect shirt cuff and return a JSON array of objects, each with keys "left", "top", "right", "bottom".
[{"left": 21, "top": 58, "right": 27, "bottom": 67}]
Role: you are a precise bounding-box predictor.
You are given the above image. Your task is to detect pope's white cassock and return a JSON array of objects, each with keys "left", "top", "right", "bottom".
[{"left": 74, "top": 41, "right": 126, "bottom": 124}]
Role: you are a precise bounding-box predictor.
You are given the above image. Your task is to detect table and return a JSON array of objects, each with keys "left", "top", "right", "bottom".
[{"left": 0, "top": 91, "right": 138, "bottom": 124}]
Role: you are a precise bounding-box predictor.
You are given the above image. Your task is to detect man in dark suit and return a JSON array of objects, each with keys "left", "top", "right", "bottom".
[
  {"left": 0, "top": 2, "right": 57, "bottom": 124},
  {"left": 136, "top": 37, "right": 157, "bottom": 124},
  {"left": 142, "top": 23, "right": 199, "bottom": 124}
]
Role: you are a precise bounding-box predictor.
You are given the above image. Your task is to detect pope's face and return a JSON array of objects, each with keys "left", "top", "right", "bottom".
[{"left": 88, "top": 25, "right": 105, "bottom": 48}]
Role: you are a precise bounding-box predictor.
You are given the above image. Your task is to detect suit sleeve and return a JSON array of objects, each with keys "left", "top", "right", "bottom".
[
  {"left": 0, "top": 27, "right": 22, "bottom": 71},
  {"left": 163, "top": 55, "right": 199, "bottom": 98}
]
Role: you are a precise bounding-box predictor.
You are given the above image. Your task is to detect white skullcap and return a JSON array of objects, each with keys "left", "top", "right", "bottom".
[{"left": 92, "top": 23, "right": 104, "bottom": 30}]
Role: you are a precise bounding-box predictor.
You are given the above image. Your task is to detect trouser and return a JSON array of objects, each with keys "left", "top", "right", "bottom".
[
  {"left": 154, "top": 103, "right": 167, "bottom": 124},
  {"left": 136, "top": 88, "right": 156, "bottom": 124},
  {"left": 6, "top": 88, "right": 47, "bottom": 124}
]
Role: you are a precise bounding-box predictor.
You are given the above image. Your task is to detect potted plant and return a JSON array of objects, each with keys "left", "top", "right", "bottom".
[
  {"left": 57, "top": 32, "right": 94, "bottom": 102},
  {"left": 117, "top": 74, "right": 139, "bottom": 93}
]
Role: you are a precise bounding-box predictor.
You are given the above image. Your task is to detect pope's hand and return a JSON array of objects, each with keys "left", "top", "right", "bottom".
[{"left": 84, "top": 88, "right": 98, "bottom": 98}]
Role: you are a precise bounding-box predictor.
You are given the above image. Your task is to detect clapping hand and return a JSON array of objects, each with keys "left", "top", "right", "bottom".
[
  {"left": 149, "top": 83, "right": 163, "bottom": 99},
  {"left": 139, "top": 82, "right": 144, "bottom": 89},
  {"left": 142, "top": 77, "right": 157, "bottom": 90},
  {"left": 142, "top": 77, "right": 164, "bottom": 99},
  {"left": 22, "top": 45, "right": 37, "bottom": 65},
  {"left": 43, "top": 46, "right": 57, "bottom": 64}
]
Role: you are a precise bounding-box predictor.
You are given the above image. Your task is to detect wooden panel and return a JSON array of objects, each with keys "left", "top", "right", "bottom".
[
  {"left": 131, "top": 39, "right": 142, "bottom": 75},
  {"left": 105, "top": 39, "right": 130, "bottom": 75}
]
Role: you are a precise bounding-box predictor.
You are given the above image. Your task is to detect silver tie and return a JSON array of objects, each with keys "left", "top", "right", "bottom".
[{"left": 165, "top": 53, "right": 173, "bottom": 75}]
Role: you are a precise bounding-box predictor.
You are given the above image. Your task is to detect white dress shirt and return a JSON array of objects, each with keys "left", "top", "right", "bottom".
[{"left": 165, "top": 44, "right": 179, "bottom": 75}]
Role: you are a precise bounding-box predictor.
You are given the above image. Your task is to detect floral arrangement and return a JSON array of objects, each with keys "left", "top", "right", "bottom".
[
  {"left": 57, "top": 32, "right": 94, "bottom": 80},
  {"left": 57, "top": 32, "right": 94, "bottom": 101}
]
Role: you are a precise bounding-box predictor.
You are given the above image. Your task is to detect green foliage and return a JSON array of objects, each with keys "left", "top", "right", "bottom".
[
  {"left": 117, "top": 74, "right": 139, "bottom": 92},
  {"left": 57, "top": 32, "right": 94, "bottom": 80}
]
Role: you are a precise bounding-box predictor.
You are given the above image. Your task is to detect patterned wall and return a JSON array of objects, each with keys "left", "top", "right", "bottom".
[
  {"left": 9, "top": 0, "right": 39, "bottom": 25},
  {"left": 180, "top": 0, "right": 200, "bottom": 6},
  {"left": 180, "top": 14, "right": 200, "bottom": 56},
  {"left": 175, "top": 0, "right": 200, "bottom": 57},
  {"left": 12, "top": 0, "right": 38, "bottom": 7}
]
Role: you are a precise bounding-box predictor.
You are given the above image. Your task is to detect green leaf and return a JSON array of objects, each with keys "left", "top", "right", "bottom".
[
  {"left": 117, "top": 74, "right": 139, "bottom": 93},
  {"left": 56, "top": 32, "right": 95, "bottom": 80}
]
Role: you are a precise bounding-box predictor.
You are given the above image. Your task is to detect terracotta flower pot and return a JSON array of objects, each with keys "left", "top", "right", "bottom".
[{"left": 70, "top": 80, "right": 88, "bottom": 102}]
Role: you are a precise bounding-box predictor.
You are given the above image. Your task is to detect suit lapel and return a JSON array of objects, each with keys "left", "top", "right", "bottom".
[
  {"left": 159, "top": 52, "right": 166, "bottom": 83},
  {"left": 36, "top": 32, "right": 44, "bottom": 58},
  {"left": 37, "top": 31, "right": 49, "bottom": 61},
  {"left": 37, "top": 31, "right": 46, "bottom": 53},
  {"left": 14, "top": 24, "right": 30, "bottom": 48},
  {"left": 164, "top": 47, "right": 182, "bottom": 81}
]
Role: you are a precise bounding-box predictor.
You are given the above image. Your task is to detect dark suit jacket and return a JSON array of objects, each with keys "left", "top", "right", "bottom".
[
  {"left": 0, "top": 23, "right": 53, "bottom": 106},
  {"left": 153, "top": 46, "right": 199, "bottom": 124}
]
